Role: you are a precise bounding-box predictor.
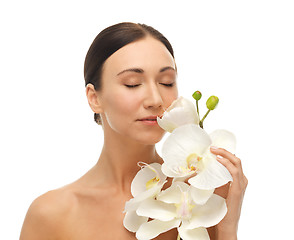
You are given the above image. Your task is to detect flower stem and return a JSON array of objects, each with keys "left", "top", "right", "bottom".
[
  {"left": 196, "top": 100, "right": 200, "bottom": 117},
  {"left": 199, "top": 109, "right": 211, "bottom": 129}
]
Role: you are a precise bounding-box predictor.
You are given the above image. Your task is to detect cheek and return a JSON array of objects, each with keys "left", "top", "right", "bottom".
[
  {"left": 104, "top": 90, "right": 141, "bottom": 119},
  {"left": 163, "top": 88, "right": 178, "bottom": 107}
]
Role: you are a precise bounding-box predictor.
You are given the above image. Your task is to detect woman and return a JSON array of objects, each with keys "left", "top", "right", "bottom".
[{"left": 20, "top": 22, "right": 247, "bottom": 240}]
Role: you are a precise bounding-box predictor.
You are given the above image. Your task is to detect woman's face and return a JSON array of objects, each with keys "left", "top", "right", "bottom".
[{"left": 97, "top": 36, "right": 178, "bottom": 144}]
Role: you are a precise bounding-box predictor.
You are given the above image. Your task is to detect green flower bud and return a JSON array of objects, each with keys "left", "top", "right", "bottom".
[
  {"left": 206, "top": 96, "right": 219, "bottom": 110},
  {"left": 192, "top": 91, "right": 202, "bottom": 101}
]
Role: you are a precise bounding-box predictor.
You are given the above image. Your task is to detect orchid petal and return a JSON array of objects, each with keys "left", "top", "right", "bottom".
[
  {"left": 157, "top": 97, "right": 199, "bottom": 132},
  {"left": 136, "top": 219, "right": 181, "bottom": 240},
  {"left": 172, "top": 175, "right": 191, "bottom": 183},
  {"left": 136, "top": 198, "right": 177, "bottom": 221},
  {"left": 131, "top": 163, "right": 166, "bottom": 197},
  {"left": 124, "top": 197, "right": 140, "bottom": 212},
  {"left": 166, "top": 96, "right": 187, "bottom": 110},
  {"left": 161, "top": 163, "right": 195, "bottom": 178},
  {"left": 123, "top": 211, "right": 148, "bottom": 232},
  {"left": 157, "top": 182, "right": 189, "bottom": 204},
  {"left": 188, "top": 157, "right": 232, "bottom": 190},
  {"left": 124, "top": 183, "right": 166, "bottom": 212},
  {"left": 161, "top": 163, "right": 187, "bottom": 178},
  {"left": 157, "top": 113, "right": 179, "bottom": 133},
  {"left": 158, "top": 107, "right": 199, "bottom": 132},
  {"left": 187, "top": 194, "right": 227, "bottom": 229},
  {"left": 162, "top": 124, "right": 212, "bottom": 177},
  {"left": 169, "top": 97, "right": 199, "bottom": 125},
  {"left": 209, "top": 129, "right": 236, "bottom": 154},
  {"left": 190, "top": 186, "right": 214, "bottom": 205},
  {"left": 178, "top": 226, "right": 210, "bottom": 240}
]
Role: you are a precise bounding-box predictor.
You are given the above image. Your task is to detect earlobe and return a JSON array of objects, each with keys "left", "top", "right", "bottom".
[{"left": 85, "top": 84, "right": 103, "bottom": 114}]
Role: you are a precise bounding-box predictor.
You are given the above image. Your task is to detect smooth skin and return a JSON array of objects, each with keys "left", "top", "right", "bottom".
[{"left": 20, "top": 37, "right": 247, "bottom": 240}]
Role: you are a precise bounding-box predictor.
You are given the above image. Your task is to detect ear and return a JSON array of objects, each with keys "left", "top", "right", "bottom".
[{"left": 85, "top": 83, "right": 103, "bottom": 114}]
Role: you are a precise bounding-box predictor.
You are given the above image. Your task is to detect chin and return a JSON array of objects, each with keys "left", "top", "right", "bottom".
[{"left": 135, "top": 130, "right": 166, "bottom": 145}]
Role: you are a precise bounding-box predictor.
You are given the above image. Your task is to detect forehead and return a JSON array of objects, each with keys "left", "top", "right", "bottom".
[{"left": 102, "top": 37, "right": 175, "bottom": 76}]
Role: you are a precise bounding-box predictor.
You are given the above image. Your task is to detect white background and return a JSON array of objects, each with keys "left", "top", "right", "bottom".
[{"left": 1, "top": 0, "right": 293, "bottom": 239}]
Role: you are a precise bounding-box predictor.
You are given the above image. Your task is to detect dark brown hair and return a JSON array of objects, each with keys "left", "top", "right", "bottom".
[{"left": 84, "top": 22, "right": 175, "bottom": 125}]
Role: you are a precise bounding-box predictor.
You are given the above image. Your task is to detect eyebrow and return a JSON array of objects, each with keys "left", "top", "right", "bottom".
[
  {"left": 116, "top": 66, "right": 175, "bottom": 76},
  {"left": 117, "top": 68, "right": 144, "bottom": 76},
  {"left": 159, "top": 66, "right": 175, "bottom": 73}
]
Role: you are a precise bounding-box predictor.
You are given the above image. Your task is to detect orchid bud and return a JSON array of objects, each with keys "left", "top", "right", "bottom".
[
  {"left": 192, "top": 91, "right": 202, "bottom": 101},
  {"left": 206, "top": 96, "right": 219, "bottom": 110}
]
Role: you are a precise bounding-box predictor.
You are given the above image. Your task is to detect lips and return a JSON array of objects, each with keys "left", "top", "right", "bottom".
[{"left": 138, "top": 116, "right": 159, "bottom": 121}]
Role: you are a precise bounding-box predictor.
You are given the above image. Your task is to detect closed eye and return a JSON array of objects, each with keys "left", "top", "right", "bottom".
[
  {"left": 161, "top": 83, "right": 174, "bottom": 87},
  {"left": 125, "top": 84, "right": 141, "bottom": 88},
  {"left": 125, "top": 83, "right": 174, "bottom": 88}
]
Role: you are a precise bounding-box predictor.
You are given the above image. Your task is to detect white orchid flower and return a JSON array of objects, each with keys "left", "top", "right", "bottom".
[
  {"left": 157, "top": 96, "right": 200, "bottom": 133},
  {"left": 161, "top": 124, "right": 236, "bottom": 190},
  {"left": 123, "top": 163, "right": 167, "bottom": 233},
  {"left": 135, "top": 182, "right": 227, "bottom": 240}
]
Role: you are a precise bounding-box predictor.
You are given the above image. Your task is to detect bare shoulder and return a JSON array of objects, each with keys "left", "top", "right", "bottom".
[{"left": 20, "top": 186, "right": 77, "bottom": 240}]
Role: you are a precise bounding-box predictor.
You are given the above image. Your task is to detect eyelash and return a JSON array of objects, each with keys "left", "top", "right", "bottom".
[{"left": 125, "top": 83, "right": 174, "bottom": 88}]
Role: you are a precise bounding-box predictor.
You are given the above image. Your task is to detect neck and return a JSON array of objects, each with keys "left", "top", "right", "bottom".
[{"left": 94, "top": 130, "right": 163, "bottom": 194}]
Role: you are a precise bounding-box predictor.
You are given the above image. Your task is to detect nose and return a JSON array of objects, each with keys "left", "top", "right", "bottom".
[{"left": 143, "top": 83, "right": 164, "bottom": 110}]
